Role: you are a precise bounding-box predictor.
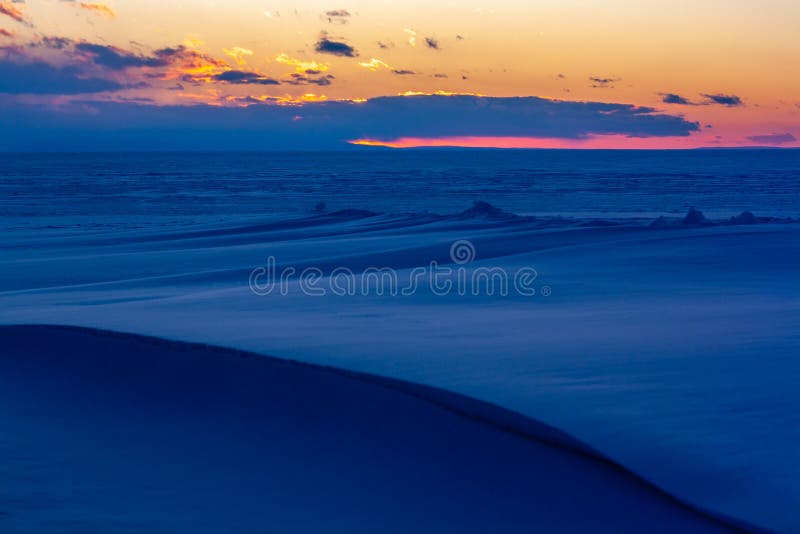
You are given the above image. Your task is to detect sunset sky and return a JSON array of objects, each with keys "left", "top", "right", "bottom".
[{"left": 1, "top": 0, "right": 799, "bottom": 149}]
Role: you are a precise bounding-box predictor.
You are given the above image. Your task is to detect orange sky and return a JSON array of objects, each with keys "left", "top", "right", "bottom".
[{"left": 1, "top": 0, "right": 798, "bottom": 147}]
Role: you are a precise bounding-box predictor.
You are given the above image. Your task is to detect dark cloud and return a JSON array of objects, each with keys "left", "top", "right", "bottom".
[
  {"left": 702, "top": 93, "right": 743, "bottom": 107},
  {"left": 0, "top": 95, "right": 702, "bottom": 150},
  {"left": 589, "top": 76, "right": 620, "bottom": 88},
  {"left": 424, "top": 37, "right": 440, "bottom": 50},
  {"left": 661, "top": 92, "right": 746, "bottom": 107},
  {"left": 75, "top": 43, "right": 169, "bottom": 70},
  {"left": 0, "top": 28, "right": 14, "bottom": 37},
  {"left": 745, "top": 132, "right": 796, "bottom": 145},
  {"left": 392, "top": 69, "right": 415, "bottom": 75},
  {"left": 456, "top": 35, "right": 465, "bottom": 40},
  {"left": 346, "top": 95, "right": 699, "bottom": 140},
  {"left": 48, "top": 41, "right": 227, "bottom": 82},
  {"left": 314, "top": 34, "right": 357, "bottom": 57},
  {"left": 660, "top": 92, "right": 694, "bottom": 105},
  {"left": 6, "top": 36, "right": 286, "bottom": 92},
  {"left": 36, "top": 40, "right": 224, "bottom": 78},
  {"left": 285, "top": 73, "right": 334, "bottom": 86},
  {"left": 215, "top": 70, "right": 280, "bottom": 85},
  {"left": 432, "top": 73, "right": 448, "bottom": 78},
  {"left": 377, "top": 41, "right": 393, "bottom": 49},
  {"left": 0, "top": 59, "right": 124, "bottom": 94}
]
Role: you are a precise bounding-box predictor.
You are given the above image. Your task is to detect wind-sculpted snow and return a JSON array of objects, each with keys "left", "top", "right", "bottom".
[
  {"left": 0, "top": 326, "right": 760, "bottom": 533},
  {"left": 1, "top": 205, "right": 799, "bottom": 531}
]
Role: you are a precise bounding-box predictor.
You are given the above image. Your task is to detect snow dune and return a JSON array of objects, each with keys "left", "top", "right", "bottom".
[{"left": 0, "top": 325, "right": 755, "bottom": 533}]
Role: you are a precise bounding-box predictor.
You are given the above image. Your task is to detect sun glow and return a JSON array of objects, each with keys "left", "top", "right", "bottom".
[
  {"left": 275, "top": 53, "right": 329, "bottom": 74},
  {"left": 349, "top": 135, "right": 716, "bottom": 149},
  {"left": 397, "top": 90, "right": 487, "bottom": 97}
]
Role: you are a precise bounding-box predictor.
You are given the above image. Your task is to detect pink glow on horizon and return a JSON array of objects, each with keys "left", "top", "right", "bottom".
[{"left": 350, "top": 135, "right": 800, "bottom": 149}]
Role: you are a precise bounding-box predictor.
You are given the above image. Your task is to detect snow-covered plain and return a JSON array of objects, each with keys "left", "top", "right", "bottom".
[{"left": 2, "top": 205, "right": 798, "bottom": 531}]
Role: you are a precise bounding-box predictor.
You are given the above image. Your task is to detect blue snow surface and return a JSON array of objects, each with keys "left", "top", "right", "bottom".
[{"left": 1, "top": 149, "right": 798, "bottom": 532}]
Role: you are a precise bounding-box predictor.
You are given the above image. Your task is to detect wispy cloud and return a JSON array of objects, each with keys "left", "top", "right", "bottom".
[
  {"left": 358, "top": 58, "right": 391, "bottom": 71},
  {"left": 74, "top": 2, "right": 116, "bottom": 18},
  {"left": 33, "top": 36, "right": 73, "bottom": 49},
  {"left": 0, "top": 1, "right": 26, "bottom": 24},
  {"left": 358, "top": 57, "right": 415, "bottom": 76},
  {"left": 323, "top": 9, "right": 350, "bottom": 24},
  {"left": 223, "top": 47, "right": 253, "bottom": 67},
  {"left": 589, "top": 76, "right": 620, "bottom": 88},
  {"left": 403, "top": 29, "right": 416, "bottom": 47},
  {"left": 702, "top": 93, "right": 744, "bottom": 107},
  {"left": 424, "top": 37, "right": 440, "bottom": 50},
  {"left": 275, "top": 53, "right": 329, "bottom": 74},
  {"left": 746, "top": 132, "right": 796, "bottom": 145}
]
